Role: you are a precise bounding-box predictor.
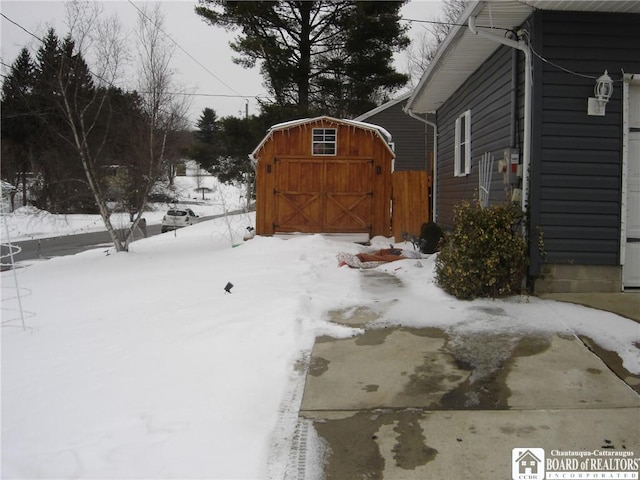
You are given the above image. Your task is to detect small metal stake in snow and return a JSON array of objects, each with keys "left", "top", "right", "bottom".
[
  {"left": 1, "top": 199, "right": 26, "bottom": 330},
  {"left": 224, "top": 282, "right": 234, "bottom": 294}
]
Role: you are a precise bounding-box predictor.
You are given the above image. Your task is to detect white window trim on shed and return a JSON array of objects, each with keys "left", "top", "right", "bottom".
[
  {"left": 312, "top": 128, "right": 337, "bottom": 156},
  {"left": 454, "top": 110, "right": 472, "bottom": 177}
]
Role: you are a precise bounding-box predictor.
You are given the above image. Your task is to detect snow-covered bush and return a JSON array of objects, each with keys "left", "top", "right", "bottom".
[{"left": 435, "top": 201, "right": 528, "bottom": 299}]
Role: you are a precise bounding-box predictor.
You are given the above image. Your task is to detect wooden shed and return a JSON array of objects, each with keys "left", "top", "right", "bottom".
[{"left": 251, "top": 116, "right": 395, "bottom": 239}]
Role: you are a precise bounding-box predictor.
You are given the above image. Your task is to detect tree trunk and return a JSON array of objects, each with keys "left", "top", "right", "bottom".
[
  {"left": 297, "top": 2, "right": 312, "bottom": 116},
  {"left": 21, "top": 164, "right": 28, "bottom": 207}
]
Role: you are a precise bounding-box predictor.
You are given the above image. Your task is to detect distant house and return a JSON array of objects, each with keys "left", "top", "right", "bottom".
[
  {"left": 355, "top": 92, "right": 435, "bottom": 172},
  {"left": 356, "top": 93, "right": 436, "bottom": 238},
  {"left": 405, "top": 0, "right": 640, "bottom": 292},
  {"left": 1, "top": 180, "right": 16, "bottom": 211}
]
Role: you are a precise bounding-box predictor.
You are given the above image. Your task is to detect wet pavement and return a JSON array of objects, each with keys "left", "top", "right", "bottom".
[{"left": 285, "top": 271, "right": 640, "bottom": 479}]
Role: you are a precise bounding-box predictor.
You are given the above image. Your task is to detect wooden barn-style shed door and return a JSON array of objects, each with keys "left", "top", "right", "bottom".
[{"left": 273, "top": 158, "right": 374, "bottom": 233}]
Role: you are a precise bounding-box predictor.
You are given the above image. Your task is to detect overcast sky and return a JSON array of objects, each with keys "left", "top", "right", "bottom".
[{"left": 0, "top": 0, "right": 443, "bottom": 126}]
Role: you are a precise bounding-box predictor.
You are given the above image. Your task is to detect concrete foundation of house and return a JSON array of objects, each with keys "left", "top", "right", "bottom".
[{"left": 534, "top": 264, "right": 622, "bottom": 293}]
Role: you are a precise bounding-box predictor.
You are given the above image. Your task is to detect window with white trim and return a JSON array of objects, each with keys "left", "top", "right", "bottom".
[
  {"left": 454, "top": 110, "right": 472, "bottom": 177},
  {"left": 312, "top": 128, "right": 337, "bottom": 155}
]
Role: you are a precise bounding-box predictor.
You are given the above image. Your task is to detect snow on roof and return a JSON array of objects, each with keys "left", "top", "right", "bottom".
[
  {"left": 251, "top": 115, "right": 393, "bottom": 160},
  {"left": 268, "top": 116, "right": 392, "bottom": 142}
]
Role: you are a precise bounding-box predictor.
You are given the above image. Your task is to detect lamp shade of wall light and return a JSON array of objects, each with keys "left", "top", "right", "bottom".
[
  {"left": 594, "top": 70, "right": 613, "bottom": 103},
  {"left": 588, "top": 70, "right": 614, "bottom": 116}
]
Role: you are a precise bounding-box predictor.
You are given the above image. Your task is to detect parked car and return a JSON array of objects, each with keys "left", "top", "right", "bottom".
[{"left": 161, "top": 208, "right": 199, "bottom": 233}]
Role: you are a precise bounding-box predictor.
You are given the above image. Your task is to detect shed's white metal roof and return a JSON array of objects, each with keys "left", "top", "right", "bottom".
[
  {"left": 406, "top": 0, "right": 640, "bottom": 114},
  {"left": 268, "top": 116, "right": 392, "bottom": 142},
  {"left": 251, "top": 115, "right": 394, "bottom": 159}
]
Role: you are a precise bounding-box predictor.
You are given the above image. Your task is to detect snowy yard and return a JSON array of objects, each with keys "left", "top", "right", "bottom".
[{"left": 1, "top": 186, "right": 639, "bottom": 478}]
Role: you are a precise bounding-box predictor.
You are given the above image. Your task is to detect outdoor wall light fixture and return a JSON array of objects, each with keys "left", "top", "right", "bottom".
[
  {"left": 588, "top": 70, "right": 614, "bottom": 116},
  {"left": 595, "top": 70, "right": 614, "bottom": 102}
]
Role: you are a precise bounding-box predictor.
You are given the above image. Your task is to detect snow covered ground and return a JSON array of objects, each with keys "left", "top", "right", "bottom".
[{"left": 1, "top": 177, "right": 639, "bottom": 478}]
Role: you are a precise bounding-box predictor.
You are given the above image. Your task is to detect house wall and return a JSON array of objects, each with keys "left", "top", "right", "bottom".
[
  {"left": 435, "top": 45, "right": 519, "bottom": 227},
  {"left": 528, "top": 11, "right": 640, "bottom": 290},
  {"left": 358, "top": 101, "right": 434, "bottom": 171}
]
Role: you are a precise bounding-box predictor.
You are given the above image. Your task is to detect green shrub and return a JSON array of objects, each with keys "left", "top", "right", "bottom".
[{"left": 435, "top": 201, "right": 528, "bottom": 299}]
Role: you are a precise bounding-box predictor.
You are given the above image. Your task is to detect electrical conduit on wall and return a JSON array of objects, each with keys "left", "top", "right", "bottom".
[{"left": 468, "top": 16, "right": 532, "bottom": 217}]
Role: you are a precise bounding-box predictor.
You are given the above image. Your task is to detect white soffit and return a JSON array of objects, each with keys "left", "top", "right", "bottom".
[
  {"left": 520, "top": 1, "right": 640, "bottom": 14},
  {"left": 408, "top": 1, "right": 534, "bottom": 113}
]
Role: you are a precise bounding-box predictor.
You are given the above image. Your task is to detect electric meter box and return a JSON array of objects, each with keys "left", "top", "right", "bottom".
[{"left": 502, "top": 148, "right": 520, "bottom": 185}]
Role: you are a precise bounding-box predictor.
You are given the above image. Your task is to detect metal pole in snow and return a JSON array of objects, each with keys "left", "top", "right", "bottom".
[{"left": 1, "top": 199, "right": 26, "bottom": 330}]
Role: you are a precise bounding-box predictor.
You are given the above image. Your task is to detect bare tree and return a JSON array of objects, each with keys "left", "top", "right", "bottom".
[
  {"left": 40, "top": 1, "right": 189, "bottom": 252},
  {"left": 405, "top": 0, "right": 467, "bottom": 86},
  {"left": 41, "top": 2, "right": 134, "bottom": 250},
  {"left": 133, "top": 3, "right": 191, "bottom": 196}
]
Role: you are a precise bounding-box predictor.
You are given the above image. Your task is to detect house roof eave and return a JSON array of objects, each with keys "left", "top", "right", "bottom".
[
  {"left": 406, "top": 0, "right": 640, "bottom": 115},
  {"left": 354, "top": 91, "right": 412, "bottom": 121},
  {"left": 406, "top": 0, "right": 535, "bottom": 114}
]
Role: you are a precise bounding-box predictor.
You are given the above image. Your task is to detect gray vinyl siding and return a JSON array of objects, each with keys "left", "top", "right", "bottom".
[
  {"left": 358, "top": 101, "right": 432, "bottom": 171},
  {"left": 436, "top": 45, "right": 516, "bottom": 227},
  {"left": 528, "top": 11, "right": 640, "bottom": 272}
]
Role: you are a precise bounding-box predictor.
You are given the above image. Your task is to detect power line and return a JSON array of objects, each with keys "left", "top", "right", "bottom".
[
  {"left": 157, "top": 92, "right": 267, "bottom": 99},
  {"left": 127, "top": 0, "right": 248, "bottom": 99},
  {"left": 0, "top": 12, "right": 44, "bottom": 44},
  {"left": 404, "top": 16, "right": 614, "bottom": 83},
  {"left": 402, "top": 17, "right": 512, "bottom": 32},
  {"left": 1, "top": 10, "right": 268, "bottom": 107}
]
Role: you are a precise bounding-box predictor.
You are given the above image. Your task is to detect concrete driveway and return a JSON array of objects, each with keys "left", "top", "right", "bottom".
[{"left": 285, "top": 272, "right": 640, "bottom": 479}]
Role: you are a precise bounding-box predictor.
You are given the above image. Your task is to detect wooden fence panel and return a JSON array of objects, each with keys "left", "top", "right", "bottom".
[{"left": 391, "top": 171, "right": 431, "bottom": 242}]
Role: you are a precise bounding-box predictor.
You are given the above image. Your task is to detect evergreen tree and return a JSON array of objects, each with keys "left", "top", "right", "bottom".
[
  {"left": 1, "top": 14, "right": 189, "bottom": 251},
  {"left": 195, "top": 0, "right": 410, "bottom": 119},
  {"left": 186, "top": 107, "right": 262, "bottom": 188},
  {"left": 187, "top": 108, "right": 220, "bottom": 175},
  {"left": 214, "top": 115, "right": 258, "bottom": 184},
  {"left": 1, "top": 48, "right": 38, "bottom": 208},
  {"left": 195, "top": 107, "right": 219, "bottom": 145},
  {"left": 321, "top": 1, "right": 410, "bottom": 116},
  {"left": 32, "top": 30, "right": 98, "bottom": 213}
]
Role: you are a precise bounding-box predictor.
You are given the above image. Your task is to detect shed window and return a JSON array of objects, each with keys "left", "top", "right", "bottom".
[
  {"left": 312, "top": 128, "right": 337, "bottom": 155},
  {"left": 454, "top": 110, "right": 471, "bottom": 177}
]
